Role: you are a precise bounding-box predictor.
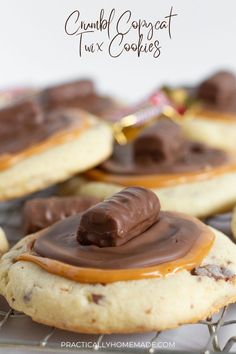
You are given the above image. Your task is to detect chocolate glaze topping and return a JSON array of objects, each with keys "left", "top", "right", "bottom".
[
  {"left": 100, "top": 120, "right": 227, "bottom": 175},
  {"left": 33, "top": 211, "right": 202, "bottom": 269},
  {"left": 23, "top": 196, "right": 100, "bottom": 235},
  {"left": 0, "top": 99, "right": 82, "bottom": 155}
]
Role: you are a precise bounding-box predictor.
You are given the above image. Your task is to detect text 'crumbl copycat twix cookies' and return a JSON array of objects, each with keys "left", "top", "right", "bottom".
[
  {"left": 0, "top": 97, "right": 113, "bottom": 201},
  {"left": 1, "top": 187, "right": 236, "bottom": 333},
  {"left": 61, "top": 119, "right": 236, "bottom": 217}
]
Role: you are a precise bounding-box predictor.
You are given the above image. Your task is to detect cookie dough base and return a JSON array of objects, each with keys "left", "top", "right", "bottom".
[
  {"left": 0, "top": 229, "right": 236, "bottom": 334},
  {"left": 0, "top": 119, "right": 113, "bottom": 201},
  {"left": 182, "top": 116, "right": 236, "bottom": 151},
  {"left": 65, "top": 171, "right": 236, "bottom": 218}
]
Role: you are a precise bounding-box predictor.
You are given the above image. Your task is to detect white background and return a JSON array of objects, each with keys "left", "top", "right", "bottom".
[{"left": 0, "top": 0, "right": 236, "bottom": 101}]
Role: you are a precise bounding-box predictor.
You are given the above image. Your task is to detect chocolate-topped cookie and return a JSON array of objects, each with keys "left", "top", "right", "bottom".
[
  {"left": 60, "top": 117, "right": 236, "bottom": 218},
  {"left": 1, "top": 188, "right": 236, "bottom": 334},
  {"left": 0, "top": 97, "right": 113, "bottom": 201},
  {"left": 173, "top": 71, "right": 236, "bottom": 152}
]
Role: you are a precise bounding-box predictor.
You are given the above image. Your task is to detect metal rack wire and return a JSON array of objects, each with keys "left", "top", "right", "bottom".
[
  {"left": 1, "top": 194, "right": 236, "bottom": 353},
  {"left": 0, "top": 304, "right": 236, "bottom": 353}
]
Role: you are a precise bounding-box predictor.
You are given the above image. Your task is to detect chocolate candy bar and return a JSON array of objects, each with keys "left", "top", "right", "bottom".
[
  {"left": 77, "top": 187, "right": 160, "bottom": 247},
  {"left": 41, "top": 79, "right": 117, "bottom": 117},
  {"left": 197, "top": 71, "right": 236, "bottom": 106},
  {"left": 0, "top": 99, "right": 44, "bottom": 154},
  {"left": 133, "top": 119, "right": 184, "bottom": 163},
  {"left": 60, "top": 93, "right": 117, "bottom": 117},
  {"left": 41, "top": 79, "right": 95, "bottom": 110},
  {"left": 23, "top": 196, "right": 100, "bottom": 234}
]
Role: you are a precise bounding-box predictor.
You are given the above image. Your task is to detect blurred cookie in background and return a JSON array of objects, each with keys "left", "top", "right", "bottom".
[
  {"left": 166, "top": 71, "right": 236, "bottom": 151},
  {"left": 60, "top": 117, "right": 236, "bottom": 218},
  {"left": 0, "top": 97, "right": 113, "bottom": 201}
]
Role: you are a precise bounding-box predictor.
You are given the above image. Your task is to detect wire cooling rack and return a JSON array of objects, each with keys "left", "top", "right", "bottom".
[
  {"left": 1, "top": 302, "right": 236, "bottom": 353},
  {"left": 1, "top": 191, "right": 236, "bottom": 353}
]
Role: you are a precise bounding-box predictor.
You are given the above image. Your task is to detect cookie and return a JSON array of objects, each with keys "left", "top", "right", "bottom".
[
  {"left": 0, "top": 226, "right": 236, "bottom": 334},
  {"left": 182, "top": 114, "right": 236, "bottom": 151},
  {"left": 178, "top": 71, "right": 236, "bottom": 151},
  {"left": 62, "top": 169, "right": 236, "bottom": 218},
  {"left": 0, "top": 186, "right": 234, "bottom": 334},
  {"left": 60, "top": 119, "right": 236, "bottom": 218},
  {"left": 0, "top": 103, "right": 113, "bottom": 201}
]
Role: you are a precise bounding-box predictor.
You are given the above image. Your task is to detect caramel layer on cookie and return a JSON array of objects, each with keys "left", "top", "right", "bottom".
[
  {"left": 18, "top": 212, "right": 214, "bottom": 283},
  {"left": 84, "top": 161, "right": 236, "bottom": 188},
  {"left": 82, "top": 122, "right": 232, "bottom": 188}
]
